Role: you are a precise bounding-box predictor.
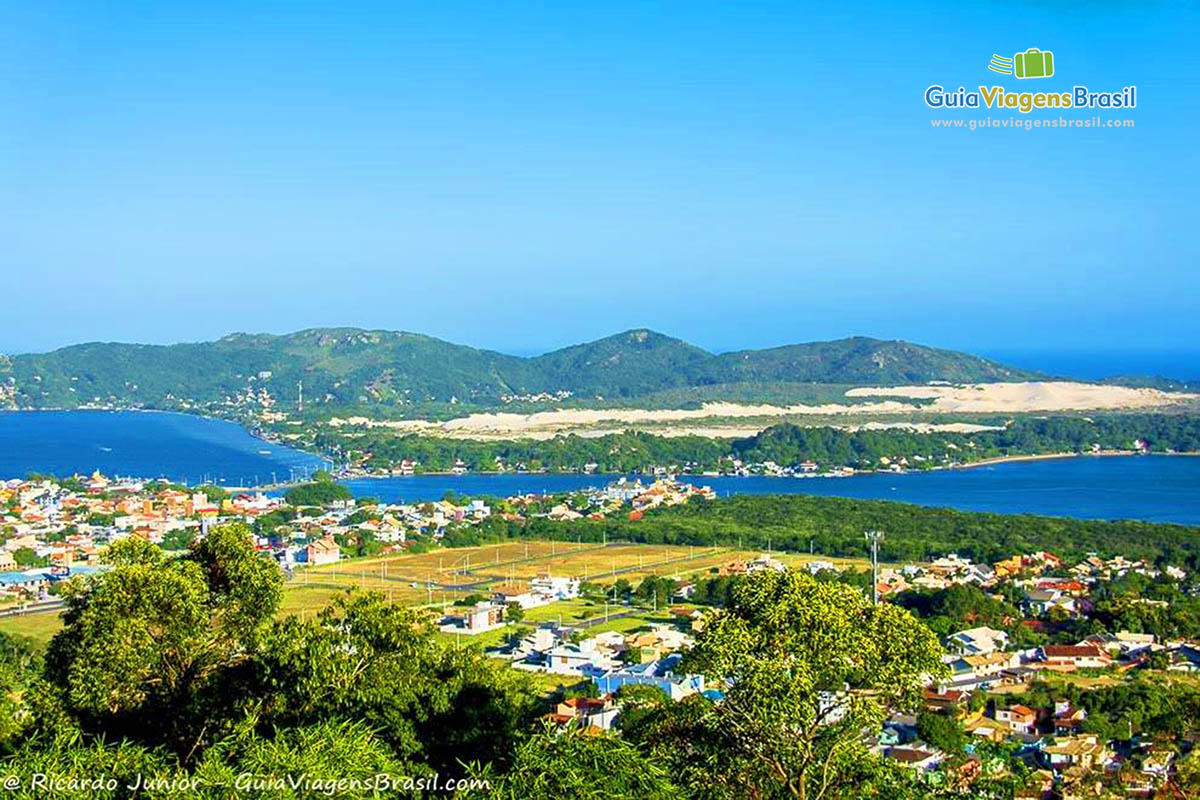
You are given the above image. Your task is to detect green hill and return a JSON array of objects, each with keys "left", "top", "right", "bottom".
[
  {"left": 709, "top": 336, "right": 1033, "bottom": 384},
  {"left": 0, "top": 327, "right": 1043, "bottom": 416}
]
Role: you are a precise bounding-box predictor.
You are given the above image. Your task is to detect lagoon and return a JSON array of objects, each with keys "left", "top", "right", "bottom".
[
  {"left": 338, "top": 456, "right": 1200, "bottom": 525},
  {"left": 0, "top": 410, "right": 324, "bottom": 486},
  {"left": 1, "top": 411, "right": 1198, "bottom": 525}
]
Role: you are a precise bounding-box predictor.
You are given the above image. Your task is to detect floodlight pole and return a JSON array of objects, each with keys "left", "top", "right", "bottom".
[{"left": 865, "top": 530, "right": 885, "bottom": 606}]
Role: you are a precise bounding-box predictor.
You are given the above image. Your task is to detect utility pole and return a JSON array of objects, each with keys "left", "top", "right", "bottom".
[{"left": 865, "top": 530, "right": 884, "bottom": 606}]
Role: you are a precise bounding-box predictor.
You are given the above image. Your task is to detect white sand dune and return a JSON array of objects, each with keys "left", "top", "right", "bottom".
[
  {"left": 844, "top": 381, "right": 1196, "bottom": 413},
  {"left": 325, "top": 381, "right": 1195, "bottom": 441}
]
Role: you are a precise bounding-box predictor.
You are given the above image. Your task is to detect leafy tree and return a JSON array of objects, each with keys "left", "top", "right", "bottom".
[
  {"left": 192, "top": 484, "right": 229, "bottom": 504},
  {"left": 161, "top": 528, "right": 194, "bottom": 551},
  {"left": 0, "top": 633, "right": 39, "bottom": 746},
  {"left": 916, "top": 712, "right": 966, "bottom": 755},
  {"left": 1178, "top": 752, "right": 1200, "bottom": 796},
  {"left": 634, "top": 576, "right": 677, "bottom": 608},
  {"left": 253, "top": 591, "right": 537, "bottom": 779},
  {"left": 460, "top": 724, "right": 682, "bottom": 799},
  {"left": 41, "top": 524, "right": 282, "bottom": 758},
  {"left": 625, "top": 569, "right": 945, "bottom": 800},
  {"left": 283, "top": 482, "right": 352, "bottom": 507},
  {"left": 504, "top": 602, "right": 524, "bottom": 624},
  {"left": 194, "top": 718, "right": 405, "bottom": 799},
  {"left": 12, "top": 548, "right": 47, "bottom": 568}
]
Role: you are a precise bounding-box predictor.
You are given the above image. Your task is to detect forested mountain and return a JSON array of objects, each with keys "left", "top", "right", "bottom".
[
  {"left": 0, "top": 327, "right": 1042, "bottom": 415},
  {"left": 711, "top": 337, "right": 1032, "bottom": 384}
]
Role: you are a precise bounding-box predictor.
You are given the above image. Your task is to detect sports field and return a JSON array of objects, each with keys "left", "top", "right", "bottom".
[
  {"left": 295, "top": 541, "right": 748, "bottom": 602},
  {"left": 0, "top": 540, "right": 871, "bottom": 647}
]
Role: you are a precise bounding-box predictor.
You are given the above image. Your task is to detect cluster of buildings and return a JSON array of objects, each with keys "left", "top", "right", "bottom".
[
  {"left": 876, "top": 686, "right": 1179, "bottom": 797},
  {"left": 501, "top": 622, "right": 707, "bottom": 714},
  {"left": 859, "top": 547, "right": 1198, "bottom": 795},
  {"left": 0, "top": 473, "right": 721, "bottom": 606},
  {"left": 517, "top": 478, "right": 717, "bottom": 522}
]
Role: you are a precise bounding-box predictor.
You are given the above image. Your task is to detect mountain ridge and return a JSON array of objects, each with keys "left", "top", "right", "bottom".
[{"left": 0, "top": 327, "right": 1045, "bottom": 415}]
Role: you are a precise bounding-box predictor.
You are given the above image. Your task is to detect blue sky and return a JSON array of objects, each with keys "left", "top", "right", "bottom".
[{"left": 2, "top": 1, "right": 1198, "bottom": 368}]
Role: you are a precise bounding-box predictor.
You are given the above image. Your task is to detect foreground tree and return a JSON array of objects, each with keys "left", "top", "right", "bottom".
[
  {"left": 41, "top": 526, "right": 282, "bottom": 757},
  {"left": 12, "top": 524, "right": 536, "bottom": 795},
  {"left": 460, "top": 724, "right": 683, "bottom": 800},
  {"left": 623, "top": 569, "right": 945, "bottom": 800}
]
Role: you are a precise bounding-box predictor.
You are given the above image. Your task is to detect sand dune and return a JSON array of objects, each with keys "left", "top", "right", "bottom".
[
  {"left": 844, "top": 381, "right": 1197, "bottom": 413},
  {"left": 325, "top": 381, "right": 1195, "bottom": 440}
]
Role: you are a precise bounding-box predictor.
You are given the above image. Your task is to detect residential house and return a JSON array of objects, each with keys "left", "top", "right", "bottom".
[
  {"left": 945, "top": 652, "right": 1020, "bottom": 687},
  {"left": 547, "top": 695, "right": 620, "bottom": 731},
  {"left": 1024, "top": 589, "right": 1077, "bottom": 617},
  {"left": 887, "top": 747, "right": 943, "bottom": 771},
  {"left": 305, "top": 536, "right": 340, "bottom": 566},
  {"left": 593, "top": 654, "right": 704, "bottom": 700},
  {"left": 948, "top": 626, "right": 1009, "bottom": 656},
  {"left": 462, "top": 602, "right": 506, "bottom": 633},
  {"left": 1038, "top": 644, "right": 1112, "bottom": 672},
  {"left": 1052, "top": 700, "right": 1087, "bottom": 735},
  {"left": 995, "top": 704, "right": 1039, "bottom": 735},
  {"left": 922, "top": 687, "right": 969, "bottom": 717},
  {"left": 1042, "top": 735, "right": 1111, "bottom": 772}
]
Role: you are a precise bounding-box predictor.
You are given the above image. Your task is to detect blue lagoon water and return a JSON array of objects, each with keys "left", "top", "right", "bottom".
[
  {"left": 1, "top": 411, "right": 1198, "bottom": 525},
  {"left": 340, "top": 457, "right": 1200, "bottom": 525},
  {"left": 0, "top": 410, "right": 323, "bottom": 486}
]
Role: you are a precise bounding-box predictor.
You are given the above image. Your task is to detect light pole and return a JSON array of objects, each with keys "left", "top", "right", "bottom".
[{"left": 865, "top": 530, "right": 884, "bottom": 605}]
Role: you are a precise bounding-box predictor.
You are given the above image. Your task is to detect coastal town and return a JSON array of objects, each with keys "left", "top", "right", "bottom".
[
  {"left": 2, "top": 470, "right": 1199, "bottom": 796},
  {"left": 2, "top": 0, "right": 1195, "bottom": 793}
]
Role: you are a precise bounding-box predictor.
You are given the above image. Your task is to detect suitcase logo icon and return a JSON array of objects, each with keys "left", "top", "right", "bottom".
[{"left": 988, "top": 48, "right": 1055, "bottom": 79}]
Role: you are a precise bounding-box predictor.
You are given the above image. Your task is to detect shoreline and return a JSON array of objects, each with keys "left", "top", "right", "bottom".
[
  {"left": 4, "top": 408, "right": 1198, "bottom": 490},
  {"left": 312, "top": 449, "right": 1195, "bottom": 487}
]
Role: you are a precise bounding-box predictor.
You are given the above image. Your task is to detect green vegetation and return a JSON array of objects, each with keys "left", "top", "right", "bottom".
[
  {"left": 482, "top": 492, "right": 1200, "bottom": 567},
  {"left": 3, "top": 327, "right": 1041, "bottom": 415},
  {"left": 309, "top": 413, "right": 1200, "bottom": 472},
  {"left": 0, "top": 524, "right": 537, "bottom": 797},
  {"left": 600, "top": 569, "right": 954, "bottom": 799},
  {"left": 3, "top": 498, "right": 1199, "bottom": 796},
  {"left": 1007, "top": 677, "right": 1200, "bottom": 742},
  {"left": 0, "top": 534, "right": 986, "bottom": 798},
  {"left": 283, "top": 480, "right": 353, "bottom": 506}
]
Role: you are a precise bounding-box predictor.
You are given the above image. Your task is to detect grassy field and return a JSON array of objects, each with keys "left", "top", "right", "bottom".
[
  {"left": 0, "top": 540, "right": 869, "bottom": 649},
  {"left": 0, "top": 609, "right": 65, "bottom": 646},
  {"left": 307, "top": 540, "right": 599, "bottom": 584},
  {"left": 291, "top": 540, "right": 788, "bottom": 604}
]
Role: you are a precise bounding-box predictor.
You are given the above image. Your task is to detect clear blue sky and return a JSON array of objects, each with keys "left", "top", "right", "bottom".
[{"left": 3, "top": 1, "right": 1198, "bottom": 364}]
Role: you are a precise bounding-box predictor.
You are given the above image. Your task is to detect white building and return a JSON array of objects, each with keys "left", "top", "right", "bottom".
[{"left": 947, "top": 626, "right": 1009, "bottom": 656}]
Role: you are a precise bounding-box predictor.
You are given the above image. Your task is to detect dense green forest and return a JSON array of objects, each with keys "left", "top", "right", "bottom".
[
  {"left": 2, "top": 327, "right": 1040, "bottom": 415},
  {"left": 307, "top": 414, "right": 1200, "bottom": 472},
  {"left": 458, "top": 492, "right": 1200, "bottom": 568}
]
